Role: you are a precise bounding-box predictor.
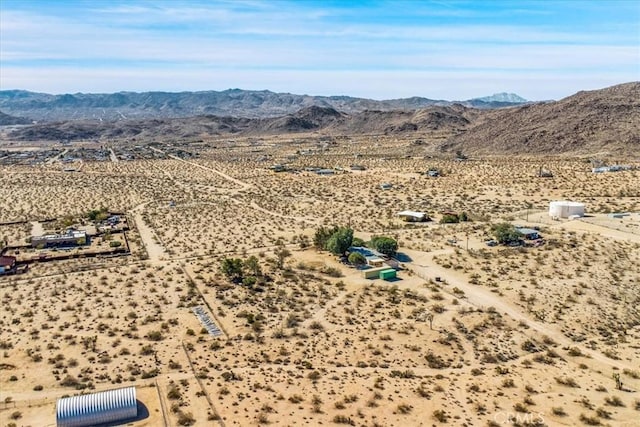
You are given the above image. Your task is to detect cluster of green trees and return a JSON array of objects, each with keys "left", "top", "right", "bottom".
[
  {"left": 491, "top": 223, "right": 522, "bottom": 244},
  {"left": 220, "top": 255, "right": 263, "bottom": 286},
  {"left": 314, "top": 225, "right": 398, "bottom": 259},
  {"left": 369, "top": 236, "right": 398, "bottom": 257},
  {"left": 313, "top": 226, "right": 354, "bottom": 256},
  {"left": 221, "top": 241, "right": 291, "bottom": 286},
  {"left": 86, "top": 207, "right": 110, "bottom": 222},
  {"left": 439, "top": 212, "right": 470, "bottom": 224}
]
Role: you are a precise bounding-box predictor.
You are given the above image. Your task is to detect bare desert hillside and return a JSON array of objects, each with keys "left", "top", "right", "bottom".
[{"left": 442, "top": 82, "right": 640, "bottom": 155}]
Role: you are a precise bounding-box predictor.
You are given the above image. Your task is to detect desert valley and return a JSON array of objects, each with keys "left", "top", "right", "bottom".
[{"left": 0, "top": 83, "right": 639, "bottom": 427}]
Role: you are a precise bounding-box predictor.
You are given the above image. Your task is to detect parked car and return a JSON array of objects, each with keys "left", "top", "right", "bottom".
[{"left": 485, "top": 240, "right": 498, "bottom": 247}]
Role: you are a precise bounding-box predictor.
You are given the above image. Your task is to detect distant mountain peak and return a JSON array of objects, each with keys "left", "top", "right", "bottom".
[{"left": 473, "top": 93, "right": 528, "bottom": 103}]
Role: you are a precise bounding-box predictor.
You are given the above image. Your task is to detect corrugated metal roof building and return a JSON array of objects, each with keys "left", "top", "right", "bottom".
[{"left": 56, "top": 386, "right": 137, "bottom": 427}]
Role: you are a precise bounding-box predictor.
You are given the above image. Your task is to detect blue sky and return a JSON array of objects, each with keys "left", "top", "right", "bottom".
[{"left": 1, "top": 0, "right": 638, "bottom": 100}]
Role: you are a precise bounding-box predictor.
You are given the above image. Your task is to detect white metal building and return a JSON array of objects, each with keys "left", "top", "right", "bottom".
[
  {"left": 549, "top": 201, "right": 585, "bottom": 218},
  {"left": 397, "top": 210, "right": 429, "bottom": 222},
  {"left": 56, "top": 386, "right": 137, "bottom": 427}
]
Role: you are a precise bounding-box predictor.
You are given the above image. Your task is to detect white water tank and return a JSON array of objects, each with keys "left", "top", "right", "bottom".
[{"left": 549, "top": 201, "right": 585, "bottom": 218}]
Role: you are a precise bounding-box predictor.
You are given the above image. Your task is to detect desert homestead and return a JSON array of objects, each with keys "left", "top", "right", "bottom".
[
  {"left": 56, "top": 386, "right": 137, "bottom": 427},
  {"left": 397, "top": 210, "right": 430, "bottom": 222},
  {"left": 348, "top": 246, "right": 387, "bottom": 267},
  {"left": 31, "top": 229, "right": 87, "bottom": 248},
  {"left": 515, "top": 227, "right": 540, "bottom": 240},
  {"left": 549, "top": 201, "right": 585, "bottom": 219},
  {"left": 0, "top": 255, "right": 16, "bottom": 275}
]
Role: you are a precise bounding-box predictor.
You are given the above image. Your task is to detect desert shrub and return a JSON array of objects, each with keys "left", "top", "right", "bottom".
[
  {"left": 390, "top": 370, "right": 415, "bottom": 379},
  {"left": 288, "top": 394, "right": 304, "bottom": 403},
  {"left": 415, "top": 383, "right": 431, "bottom": 398},
  {"left": 140, "top": 345, "right": 154, "bottom": 355},
  {"left": 440, "top": 214, "right": 459, "bottom": 224},
  {"left": 604, "top": 395, "right": 625, "bottom": 407},
  {"left": 623, "top": 369, "right": 640, "bottom": 379},
  {"left": 141, "top": 369, "right": 159, "bottom": 379},
  {"left": 146, "top": 330, "right": 164, "bottom": 341},
  {"left": 176, "top": 411, "right": 195, "bottom": 426},
  {"left": 432, "top": 409, "right": 448, "bottom": 422},
  {"left": 167, "top": 384, "right": 181, "bottom": 400},
  {"left": 555, "top": 376, "right": 579, "bottom": 388},
  {"left": 396, "top": 403, "right": 412, "bottom": 414},
  {"left": 502, "top": 378, "right": 515, "bottom": 388},
  {"left": 308, "top": 370, "right": 322, "bottom": 381},
  {"left": 579, "top": 413, "right": 601, "bottom": 425},
  {"left": 567, "top": 347, "right": 584, "bottom": 356},
  {"left": 309, "top": 321, "right": 324, "bottom": 331},
  {"left": 320, "top": 266, "right": 343, "bottom": 277},
  {"left": 513, "top": 402, "right": 529, "bottom": 413},
  {"left": 221, "top": 371, "right": 242, "bottom": 382},
  {"left": 425, "top": 352, "right": 450, "bottom": 369},
  {"left": 332, "top": 415, "right": 355, "bottom": 425},
  {"left": 551, "top": 407, "right": 566, "bottom": 416},
  {"left": 60, "top": 375, "right": 81, "bottom": 388}
]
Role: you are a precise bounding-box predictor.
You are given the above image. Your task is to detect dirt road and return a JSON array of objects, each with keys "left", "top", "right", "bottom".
[
  {"left": 402, "top": 248, "right": 636, "bottom": 371},
  {"left": 130, "top": 203, "right": 167, "bottom": 263}
]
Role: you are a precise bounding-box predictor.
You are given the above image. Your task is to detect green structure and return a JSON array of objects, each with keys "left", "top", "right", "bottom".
[
  {"left": 362, "top": 266, "right": 389, "bottom": 279},
  {"left": 379, "top": 269, "right": 397, "bottom": 280}
]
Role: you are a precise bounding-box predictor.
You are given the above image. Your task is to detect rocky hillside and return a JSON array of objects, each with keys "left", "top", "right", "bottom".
[
  {"left": 439, "top": 82, "right": 639, "bottom": 155},
  {"left": 0, "top": 110, "right": 31, "bottom": 126},
  {"left": 3, "top": 104, "right": 476, "bottom": 142},
  {"left": 0, "top": 89, "right": 526, "bottom": 122},
  {"left": 2, "top": 83, "right": 637, "bottom": 156}
]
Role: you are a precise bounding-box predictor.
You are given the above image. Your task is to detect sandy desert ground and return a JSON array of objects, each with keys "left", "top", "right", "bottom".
[{"left": 1, "top": 135, "right": 639, "bottom": 427}]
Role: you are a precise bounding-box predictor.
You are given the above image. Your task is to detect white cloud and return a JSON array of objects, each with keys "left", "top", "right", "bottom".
[{"left": 1, "top": 4, "right": 637, "bottom": 98}]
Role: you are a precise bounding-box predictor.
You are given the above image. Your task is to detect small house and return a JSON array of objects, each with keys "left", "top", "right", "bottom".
[
  {"left": 397, "top": 210, "right": 430, "bottom": 222},
  {"left": 515, "top": 227, "right": 540, "bottom": 240},
  {"left": 0, "top": 256, "right": 16, "bottom": 275},
  {"left": 31, "top": 230, "right": 87, "bottom": 248},
  {"left": 316, "top": 169, "right": 335, "bottom": 175}
]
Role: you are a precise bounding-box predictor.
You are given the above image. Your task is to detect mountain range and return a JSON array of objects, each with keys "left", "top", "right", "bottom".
[
  {"left": 0, "top": 89, "right": 528, "bottom": 122},
  {"left": 1, "top": 83, "right": 638, "bottom": 156}
]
